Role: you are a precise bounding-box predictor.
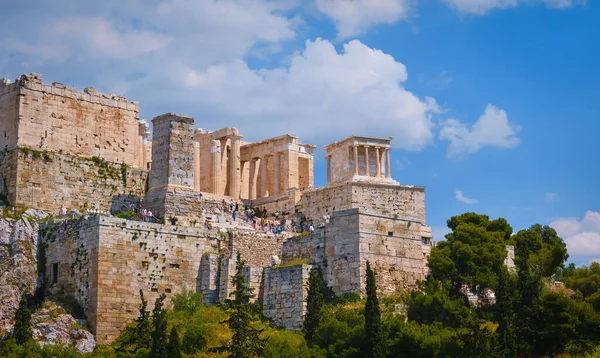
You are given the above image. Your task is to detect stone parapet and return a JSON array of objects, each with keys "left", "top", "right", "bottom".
[{"left": 263, "top": 264, "right": 312, "bottom": 330}]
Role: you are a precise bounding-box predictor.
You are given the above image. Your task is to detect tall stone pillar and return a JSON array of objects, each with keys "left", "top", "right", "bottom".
[
  {"left": 229, "top": 135, "right": 242, "bottom": 198},
  {"left": 261, "top": 155, "right": 269, "bottom": 198},
  {"left": 273, "top": 153, "right": 280, "bottom": 195},
  {"left": 386, "top": 148, "right": 391, "bottom": 178},
  {"left": 353, "top": 144, "right": 359, "bottom": 175},
  {"left": 326, "top": 156, "right": 331, "bottom": 185},
  {"left": 194, "top": 141, "right": 200, "bottom": 191},
  {"left": 375, "top": 147, "right": 381, "bottom": 178},
  {"left": 212, "top": 140, "right": 221, "bottom": 194},
  {"left": 148, "top": 113, "right": 195, "bottom": 190},
  {"left": 364, "top": 146, "right": 370, "bottom": 176},
  {"left": 249, "top": 158, "right": 258, "bottom": 200}
]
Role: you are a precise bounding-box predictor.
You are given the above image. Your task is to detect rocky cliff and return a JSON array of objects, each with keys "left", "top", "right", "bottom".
[{"left": 0, "top": 208, "right": 95, "bottom": 353}]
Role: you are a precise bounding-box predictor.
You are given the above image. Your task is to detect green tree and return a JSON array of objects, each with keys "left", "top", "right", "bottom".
[
  {"left": 428, "top": 213, "right": 513, "bottom": 296},
  {"left": 224, "top": 252, "right": 265, "bottom": 358},
  {"left": 13, "top": 292, "right": 32, "bottom": 345},
  {"left": 136, "top": 289, "right": 152, "bottom": 350},
  {"left": 364, "top": 261, "right": 385, "bottom": 358},
  {"left": 166, "top": 327, "right": 182, "bottom": 358},
  {"left": 150, "top": 294, "right": 168, "bottom": 358},
  {"left": 494, "top": 266, "right": 518, "bottom": 357},
  {"left": 303, "top": 266, "right": 326, "bottom": 343}
]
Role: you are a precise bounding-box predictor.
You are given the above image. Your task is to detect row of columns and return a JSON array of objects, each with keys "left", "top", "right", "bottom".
[
  {"left": 244, "top": 153, "right": 283, "bottom": 200},
  {"left": 352, "top": 144, "right": 391, "bottom": 178}
]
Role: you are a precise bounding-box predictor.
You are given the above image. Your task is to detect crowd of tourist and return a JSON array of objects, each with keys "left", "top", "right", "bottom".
[
  {"left": 221, "top": 199, "right": 314, "bottom": 235},
  {"left": 126, "top": 201, "right": 154, "bottom": 222}
]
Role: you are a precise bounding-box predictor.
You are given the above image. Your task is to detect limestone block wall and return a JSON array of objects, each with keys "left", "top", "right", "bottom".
[
  {"left": 2, "top": 74, "right": 149, "bottom": 169},
  {"left": 41, "top": 216, "right": 100, "bottom": 333},
  {"left": 11, "top": 149, "right": 147, "bottom": 213},
  {"left": 198, "top": 253, "right": 220, "bottom": 305},
  {"left": 298, "top": 182, "right": 426, "bottom": 227},
  {"left": 43, "top": 216, "right": 223, "bottom": 343},
  {"left": 263, "top": 264, "right": 312, "bottom": 330},
  {"left": 246, "top": 188, "right": 302, "bottom": 216},
  {"left": 0, "top": 149, "right": 18, "bottom": 205},
  {"left": 281, "top": 231, "right": 325, "bottom": 265},
  {"left": 0, "top": 79, "right": 19, "bottom": 151},
  {"left": 358, "top": 213, "right": 429, "bottom": 294},
  {"left": 243, "top": 266, "right": 265, "bottom": 304}
]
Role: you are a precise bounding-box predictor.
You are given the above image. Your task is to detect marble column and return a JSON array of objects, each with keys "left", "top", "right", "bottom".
[
  {"left": 261, "top": 155, "right": 269, "bottom": 198},
  {"left": 375, "top": 147, "right": 381, "bottom": 178},
  {"left": 353, "top": 144, "right": 359, "bottom": 175},
  {"left": 364, "top": 146, "right": 370, "bottom": 176},
  {"left": 194, "top": 141, "right": 200, "bottom": 191},
  {"left": 229, "top": 136, "right": 242, "bottom": 198},
  {"left": 273, "top": 153, "right": 281, "bottom": 195},
  {"left": 385, "top": 148, "right": 391, "bottom": 178},
  {"left": 211, "top": 139, "right": 221, "bottom": 193},
  {"left": 249, "top": 158, "right": 258, "bottom": 200},
  {"left": 326, "top": 156, "right": 331, "bottom": 185}
]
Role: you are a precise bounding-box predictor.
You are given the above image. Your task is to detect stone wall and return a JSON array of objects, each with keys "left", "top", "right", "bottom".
[
  {"left": 263, "top": 264, "right": 312, "bottom": 330},
  {"left": 43, "top": 215, "right": 285, "bottom": 343},
  {"left": 0, "top": 149, "right": 18, "bottom": 205},
  {"left": 2, "top": 74, "right": 149, "bottom": 169},
  {"left": 298, "top": 182, "right": 426, "bottom": 227},
  {"left": 0, "top": 79, "right": 19, "bottom": 151},
  {"left": 10, "top": 149, "right": 148, "bottom": 213}
]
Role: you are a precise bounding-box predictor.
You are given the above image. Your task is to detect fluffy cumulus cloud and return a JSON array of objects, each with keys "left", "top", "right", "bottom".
[
  {"left": 0, "top": 1, "right": 439, "bottom": 149},
  {"left": 441, "top": 0, "right": 581, "bottom": 15},
  {"left": 315, "top": 0, "right": 412, "bottom": 38},
  {"left": 550, "top": 211, "right": 600, "bottom": 264},
  {"left": 439, "top": 104, "right": 521, "bottom": 158},
  {"left": 455, "top": 189, "right": 478, "bottom": 204}
]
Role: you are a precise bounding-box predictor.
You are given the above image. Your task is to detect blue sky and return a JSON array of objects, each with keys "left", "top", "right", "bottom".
[{"left": 1, "top": 0, "right": 598, "bottom": 264}]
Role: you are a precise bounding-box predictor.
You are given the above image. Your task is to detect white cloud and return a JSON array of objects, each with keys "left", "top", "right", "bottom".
[
  {"left": 173, "top": 39, "right": 437, "bottom": 148},
  {"left": 0, "top": 2, "right": 439, "bottom": 150},
  {"left": 441, "top": 0, "right": 581, "bottom": 15},
  {"left": 546, "top": 192, "right": 558, "bottom": 204},
  {"left": 455, "top": 189, "right": 478, "bottom": 204},
  {"left": 439, "top": 104, "right": 521, "bottom": 158},
  {"left": 550, "top": 211, "right": 600, "bottom": 263},
  {"left": 315, "top": 0, "right": 411, "bottom": 38}
]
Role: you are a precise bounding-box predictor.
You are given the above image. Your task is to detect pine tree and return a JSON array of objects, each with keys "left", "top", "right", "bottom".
[
  {"left": 364, "top": 261, "right": 385, "bottom": 358},
  {"left": 150, "top": 294, "right": 168, "bottom": 358},
  {"left": 13, "top": 292, "right": 32, "bottom": 345},
  {"left": 495, "top": 266, "right": 518, "bottom": 357},
  {"left": 225, "top": 252, "right": 264, "bottom": 358},
  {"left": 303, "top": 266, "right": 325, "bottom": 343},
  {"left": 135, "top": 289, "right": 152, "bottom": 349},
  {"left": 166, "top": 327, "right": 182, "bottom": 358}
]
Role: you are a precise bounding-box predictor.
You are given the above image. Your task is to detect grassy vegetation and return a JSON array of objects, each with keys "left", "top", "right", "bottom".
[{"left": 274, "top": 258, "right": 310, "bottom": 268}]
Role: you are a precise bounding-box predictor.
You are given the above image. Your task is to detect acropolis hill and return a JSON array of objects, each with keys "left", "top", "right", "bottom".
[{"left": 0, "top": 73, "right": 434, "bottom": 343}]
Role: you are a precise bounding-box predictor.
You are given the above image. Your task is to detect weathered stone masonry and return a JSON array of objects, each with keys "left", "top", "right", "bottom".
[{"left": 42, "top": 215, "right": 285, "bottom": 344}]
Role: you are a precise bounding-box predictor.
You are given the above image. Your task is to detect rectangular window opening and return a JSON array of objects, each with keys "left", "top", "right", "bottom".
[
  {"left": 52, "top": 263, "right": 58, "bottom": 284},
  {"left": 388, "top": 231, "right": 393, "bottom": 236}
]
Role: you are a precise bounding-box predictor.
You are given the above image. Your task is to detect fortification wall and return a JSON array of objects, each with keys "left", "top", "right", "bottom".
[
  {"left": 11, "top": 149, "right": 147, "bottom": 213},
  {"left": 298, "top": 183, "right": 426, "bottom": 227},
  {"left": 0, "top": 149, "right": 18, "bottom": 205},
  {"left": 0, "top": 80, "right": 20, "bottom": 151},
  {"left": 42, "top": 216, "right": 101, "bottom": 333},
  {"left": 358, "top": 213, "right": 429, "bottom": 294},
  {"left": 263, "top": 264, "right": 312, "bottom": 330},
  {"left": 3, "top": 74, "right": 149, "bottom": 169},
  {"left": 43, "top": 215, "right": 285, "bottom": 343}
]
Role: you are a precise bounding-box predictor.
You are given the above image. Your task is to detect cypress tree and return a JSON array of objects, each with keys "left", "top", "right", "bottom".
[
  {"left": 495, "top": 266, "right": 518, "bottom": 357},
  {"left": 364, "top": 261, "right": 385, "bottom": 358},
  {"left": 13, "top": 292, "right": 32, "bottom": 345},
  {"left": 225, "top": 252, "right": 264, "bottom": 358},
  {"left": 150, "top": 294, "right": 168, "bottom": 358},
  {"left": 135, "top": 289, "right": 152, "bottom": 349},
  {"left": 303, "top": 266, "right": 325, "bottom": 343},
  {"left": 166, "top": 327, "right": 182, "bottom": 358}
]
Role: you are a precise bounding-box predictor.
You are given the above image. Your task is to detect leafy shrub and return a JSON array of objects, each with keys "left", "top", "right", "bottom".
[
  {"left": 181, "top": 325, "right": 208, "bottom": 354},
  {"left": 336, "top": 293, "right": 362, "bottom": 305},
  {"left": 171, "top": 288, "right": 203, "bottom": 313},
  {"left": 49, "top": 291, "right": 86, "bottom": 319},
  {"left": 114, "top": 210, "right": 137, "bottom": 220}
]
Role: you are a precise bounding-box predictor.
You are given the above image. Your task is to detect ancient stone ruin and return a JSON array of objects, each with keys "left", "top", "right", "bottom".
[{"left": 0, "top": 73, "right": 434, "bottom": 344}]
